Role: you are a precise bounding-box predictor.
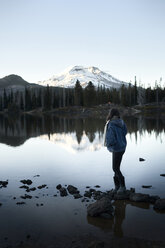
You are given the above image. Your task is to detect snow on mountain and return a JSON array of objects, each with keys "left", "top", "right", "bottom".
[
  {"left": 38, "top": 66, "right": 128, "bottom": 89},
  {"left": 39, "top": 131, "right": 103, "bottom": 153}
]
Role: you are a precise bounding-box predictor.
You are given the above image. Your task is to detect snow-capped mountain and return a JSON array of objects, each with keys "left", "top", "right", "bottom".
[{"left": 38, "top": 66, "right": 128, "bottom": 88}]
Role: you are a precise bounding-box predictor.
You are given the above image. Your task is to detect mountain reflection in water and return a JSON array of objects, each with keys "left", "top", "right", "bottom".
[{"left": 0, "top": 114, "right": 164, "bottom": 148}]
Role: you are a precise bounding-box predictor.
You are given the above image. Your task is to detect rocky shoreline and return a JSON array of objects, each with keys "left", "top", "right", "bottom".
[
  {"left": 1, "top": 178, "right": 165, "bottom": 248},
  {"left": 1, "top": 178, "right": 165, "bottom": 212}
]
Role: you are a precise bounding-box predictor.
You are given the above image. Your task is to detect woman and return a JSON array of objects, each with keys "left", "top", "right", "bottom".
[{"left": 104, "top": 108, "right": 127, "bottom": 194}]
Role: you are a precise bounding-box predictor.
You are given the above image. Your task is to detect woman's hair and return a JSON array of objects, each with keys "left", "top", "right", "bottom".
[{"left": 107, "top": 108, "right": 120, "bottom": 121}]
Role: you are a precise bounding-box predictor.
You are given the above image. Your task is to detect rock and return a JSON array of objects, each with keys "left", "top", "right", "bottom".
[
  {"left": 154, "top": 199, "right": 165, "bottom": 210},
  {"left": 87, "top": 197, "right": 114, "bottom": 217},
  {"left": 53, "top": 194, "right": 57, "bottom": 197},
  {"left": 0, "top": 203, "right": 2, "bottom": 206},
  {"left": 73, "top": 193, "right": 82, "bottom": 199},
  {"left": 94, "top": 185, "right": 101, "bottom": 188},
  {"left": 114, "top": 190, "right": 130, "bottom": 200},
  {"left": 86, "top": 186, "right": 90, "bottom": 188},
  {"left": 129, "top": 193, "right": 150, "bottom": 202},
  {"left": 20, "top": 185, "right": 29, "bottom": 190},
  {"left": 139, "top": 158, "right": 145, "bottom": 162},
  {"left": 16, "top": 202, "right": 26, "bottom": 205},
  {"left": 26, "top": 234, "right": 31, "bottom": 239},
  {"left": 59, "top": 187, "right": 68, "bottom": 197},
  {"left": 0, "top": 180, "right": 8, "bottom": 188},
  {"left": 160, "top": 174, "right": 165, "bottom": 177},
  {"left": 142, "top": 185, "right": 152, "bottom": 188},
  {"left": 20, "top": 179, "right": 32, "bottom": 185},
  {"left": 33, "top": 175, "right": 40, "bottom": 177},
  {"left": 38, "top": 184, "right": 47, "bottom": 189},
  {"left": 13, "top": 197, "right": 16, "bottom": 200},
  {"left": 56, "top": 184, "right": 62, "bottom": 190},
  {"left": 149, "top": 195, "right": 160, "bottom": 204},
  {"left": 93, "top": 195, "right": 102, "bottom": 201},
  {"left": 84, "top": 191, "right": 92, "bottom": 198},
  {"left": 21, "top": 194, "right": 32, "bottom": 199},
  {"left": 67, "top": 185, "right": 79, "bottom": 194},
  {"left": 89, "top": 188, "right": 96, "bottom": 193},
  {"left": 26, "top": 187, "right": 36, "bottom": 192}
]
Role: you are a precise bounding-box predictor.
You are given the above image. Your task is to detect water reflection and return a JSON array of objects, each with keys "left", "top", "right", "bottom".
[
  {"left": 87, "top": 200, "right": 151, "bottom": 238},
  {"left": 0, "top": 114, "right": 164, "bottom": 147}
]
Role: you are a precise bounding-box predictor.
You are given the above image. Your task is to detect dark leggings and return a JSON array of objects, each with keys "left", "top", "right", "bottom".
[{"left": 112, "top": 151, "right": 125, "bottom": 185}]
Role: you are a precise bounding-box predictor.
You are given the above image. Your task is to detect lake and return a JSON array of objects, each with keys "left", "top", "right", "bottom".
[{"left": 0, "top": 114, "right": 165, "bottom": 247}]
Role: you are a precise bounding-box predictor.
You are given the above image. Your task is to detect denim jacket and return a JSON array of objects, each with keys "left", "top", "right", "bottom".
[{"left": 105, "top": 117, "right": 127, "bottom": 152}]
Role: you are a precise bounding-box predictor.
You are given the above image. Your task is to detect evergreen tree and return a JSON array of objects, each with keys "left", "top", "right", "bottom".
[
  {"left": 20, "top": 92, "right": 24, "bottom": 110},
  {"left": 3, "top": 89, "right": 8, "bottom": 109},
  {"left": 44, "top": 85, "right": 51, "bottom": 110},
  {"left": 74, "top": 80, "right": 83, "bottom": 106},
  {"left": 83, "top": 81, "right": 96, "bottom": 107}
]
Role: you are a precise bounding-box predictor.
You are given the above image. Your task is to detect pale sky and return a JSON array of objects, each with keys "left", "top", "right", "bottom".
[{"left": 0, "top": 0, "right": 165, "bottom": 87}]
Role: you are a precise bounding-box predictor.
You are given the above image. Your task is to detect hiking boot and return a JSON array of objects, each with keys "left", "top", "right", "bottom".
[
  {"left": 117, "top": 186, "right": 126, "bottom": 194},
  {"left": 112, "top": 176, "right": 120, "bottom": 193}
]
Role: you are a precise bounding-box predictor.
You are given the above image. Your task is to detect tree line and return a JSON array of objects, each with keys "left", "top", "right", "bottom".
[{"left": 0, "top": 78, "right": 165, "bottom": 112}]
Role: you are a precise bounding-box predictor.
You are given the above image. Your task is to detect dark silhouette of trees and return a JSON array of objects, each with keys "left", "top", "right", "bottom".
[{"left": 0, "top": 78, "right": 164, "bottom": 112}]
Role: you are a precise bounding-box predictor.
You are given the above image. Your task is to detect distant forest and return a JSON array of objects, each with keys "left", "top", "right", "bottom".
[{"left": 0, "top": 77, "right": 165, "bottom": 112}]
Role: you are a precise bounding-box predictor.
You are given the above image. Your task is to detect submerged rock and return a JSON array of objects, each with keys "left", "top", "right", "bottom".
[
  {"left": 0, "top": 180, "right": 8, "bottom": 188},
  {"left": 21, "top": 194, "right": 32, "bottom": 199},
  {"left": 67, "top": 185, "right": 79, "bottom": 194},
  {"left": 154, "top": 199, "right": 165, "bottom": 210},
  {"left": 26, "top": 187, "right": 36, "bottom": 192},
  {"left": 20, "top": 185, "right": 29, "bottom": 190},
  {"left": 16, "top": 202, "right": 26, "bottom": 205},
  {"left": 60, "top": 187, "right": 68, "bottom": 197},
  {"left": 87, "top": 197, "right": 114, "bottom": 217},
  {"left": 160, "top": 174, "right": 165, "bottom": 177},
  {"left": 94, "top": 185, "right": 101, "bottom": 188},
  {"left": 139, "top": 158, "right": 145, "bottom": 162},
  {"left": 38, "top": 184, "right": 47, "bottom": 189},
  {"left": 20, "top": 179, "right": 32, "bottom": 185},
  {"left": 142, "top": 185, "right": 152, "bottom": 188}
]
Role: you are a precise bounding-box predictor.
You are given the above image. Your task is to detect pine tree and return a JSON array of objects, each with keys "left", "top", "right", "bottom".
[
  {"left": 83, "top": 81, "right": 96, "bottom": 107},
  {"left": 74, "top": 80, "right": 83, "bottom": 106}
]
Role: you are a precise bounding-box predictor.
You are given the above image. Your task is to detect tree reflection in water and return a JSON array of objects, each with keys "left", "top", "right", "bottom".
[{"left": 0, "top": 114, "right": 164, "bottom": 147}]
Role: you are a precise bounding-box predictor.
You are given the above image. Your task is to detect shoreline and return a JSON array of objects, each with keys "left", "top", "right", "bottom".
[{"left": 0, "top": 103, "right": 165, "bottom": 119}]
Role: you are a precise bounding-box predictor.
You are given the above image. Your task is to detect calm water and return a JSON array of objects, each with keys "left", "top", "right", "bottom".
[{"left": 0, "top": 114, "right": 165, "bottom": 247}]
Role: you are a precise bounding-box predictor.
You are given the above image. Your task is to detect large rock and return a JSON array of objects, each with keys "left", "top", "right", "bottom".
[
  {"left": 114, "top": 190, "right": 130, "bottom": 200},
  {"left": 59, "top": 187, "right": 68, "bottom": 197},
  {"left": 154, "top": 199, "right": 165, "bottom": 210},
  {"left": 149, "top": 195, "right": 160, "bottom": 204},
  {"left": 84, "top": 191, "right": 92, "bottom": 198},
  {"left": 20, "top": 179, "right": 32, "bottom": 185},
  {"left": 87, "top": 197, "right": 114, "bottom": 218},
  {"left": 129, "top": 193, "right": 150, "bottom": 202},
  {"left": 67, "top": 185, "right": 79, "bottom": 194}
]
